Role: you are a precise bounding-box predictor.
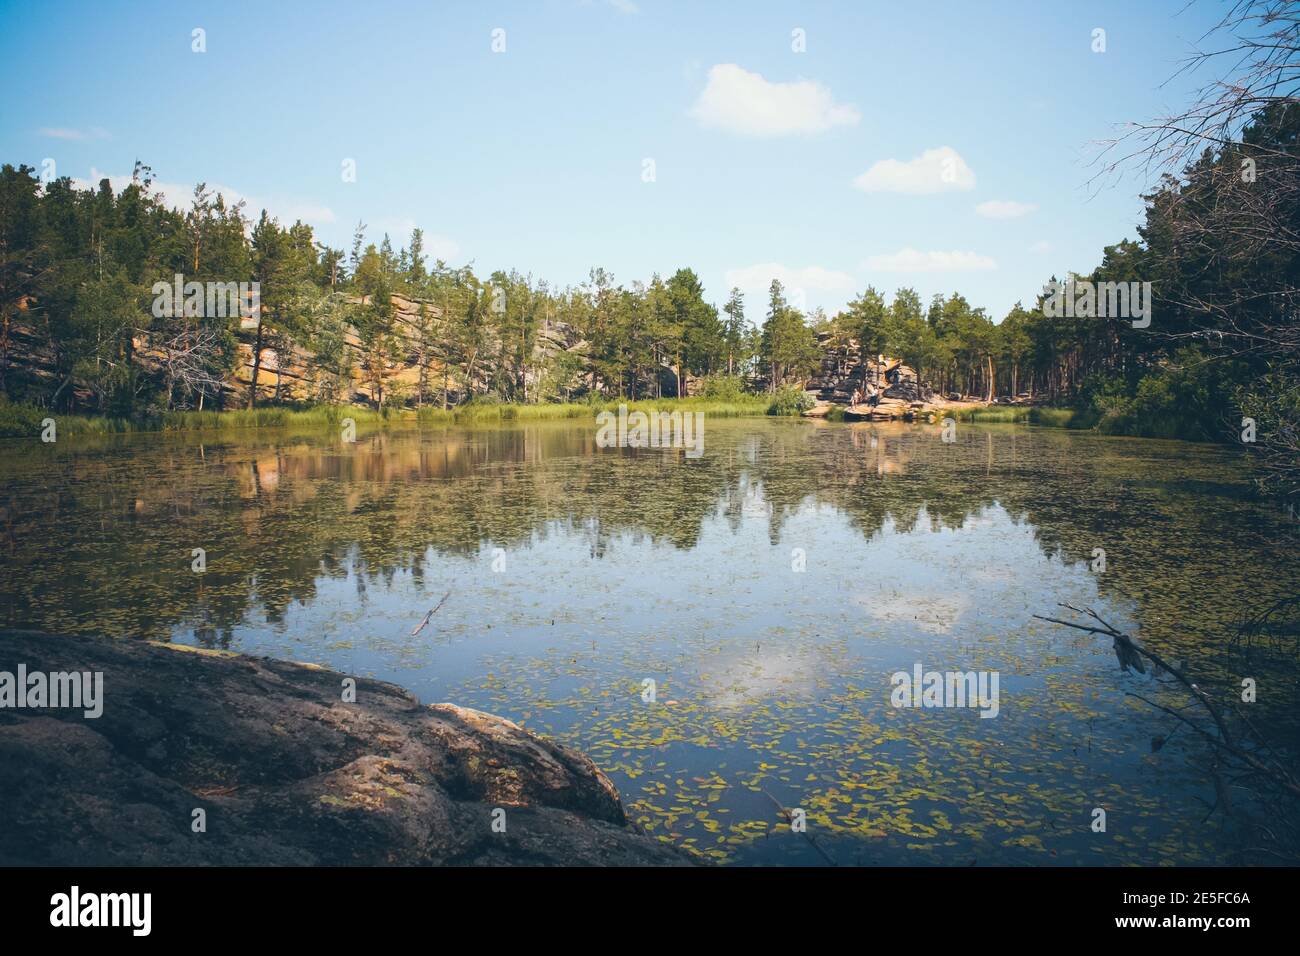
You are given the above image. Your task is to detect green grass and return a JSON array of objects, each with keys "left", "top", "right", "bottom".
[
  {"left": 869, "top": 402, "right": 1214, "bottom": 440},
  {"left": 1031, "top": 407, "right": 1089, "bottom": 428},
  {"left": 604, "top": 396, "right": 770, "bottom": 418},
  {"left": 0, "top": 396, "right": 773, "bottom": 439},
  {"left": 0, "top": 401, "right": 400, "bottom": 438},
  {"left": 417, "top": 395, "right": 771, "bottom": 425},
  {"left": 0, "top": 396, "right": 1215, "bottom": 444},
  {"left": 946, "top": 405, "right": 1085, "bottom": 428},
  {"left": 947, "top": 405, "right": 1028, "bottom": 424},
  {"left": 0, "top": 402, "right": 130, "bottom": 438},
  {"left": 156, "top": 405, "right": 397, "bottom": 431}
]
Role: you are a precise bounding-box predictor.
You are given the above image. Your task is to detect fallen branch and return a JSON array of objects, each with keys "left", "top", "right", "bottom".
[
  {"left": 760, "top": 788, "right": 837, "bottom": 866},
  {"left": 1035, "top": 604, "right": 1300, "bottom": 804},
  {"left": 410, "top": 591, "right": 451, "bottom": 637}
]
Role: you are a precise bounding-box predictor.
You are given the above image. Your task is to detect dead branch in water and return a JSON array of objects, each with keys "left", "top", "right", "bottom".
[
  {"left": 760, "top": 788, "right": 838, "bottom": 866},
  {"left": 410, "top": 591, "right": 451, "bottom": 637},
  {"left": 1036, "top": 603, "right": 1300, "bottom": 861},
  {"left": 1235, "top": 594, "right": 1300, "bottom": 651}
]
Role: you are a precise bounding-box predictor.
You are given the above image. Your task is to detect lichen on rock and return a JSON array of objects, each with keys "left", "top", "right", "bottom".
[{"left": 0, "top": 630, "right": 688, "bottom": 866}]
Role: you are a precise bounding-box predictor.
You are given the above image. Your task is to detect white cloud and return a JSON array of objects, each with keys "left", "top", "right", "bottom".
[
  {"left": 852, "top": 146, "right": 975, "bottom": 194},
  {"left": 690, "top": 64, "right": 860, "bottom": 137},
  {"left": 38, "top": 126, "right": 109, "bottom": 141},
  {"left": 425, "top": 235, "right": 461, "bottom": 261},
  {"left": 724, "top": 262, "right": 857, "bottom": 313},
  {"left": 71, "top": 167, "right": 336, "bottom": 226},
  {"left": 1029, "top": 240, "right": 1052, "bottom": 254},
  {"left": 864, "top": 248, "right": 997, "bottom": 272},
  {"left": 976, "top": 199, "right": 1037, "bottom": 219}
]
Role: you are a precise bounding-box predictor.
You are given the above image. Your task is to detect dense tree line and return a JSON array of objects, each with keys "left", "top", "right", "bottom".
[
  {"left": 0, "top": 154, "right": 1147, "bottom": 418},
  {"left": 0, "top": 166, "right": 773, "bottom": 413},
  {"left": 0, "top": 97, "right": 1295, "bottom": 491},
  {"left": 827, "top": 102, "right": 1297, "bottom": 458}
]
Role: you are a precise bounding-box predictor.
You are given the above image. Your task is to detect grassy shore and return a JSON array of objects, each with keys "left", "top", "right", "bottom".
[
  {"left": 0, "top": 396, "right": 774, "bottom": 438},
  {"left": 416, "top": 395, "right": 773, "bottom": 425},
  {"left": 940, "top": 404, "right": 1213, "bottom": 438},
  {"left": 0, "top": 402, "right": 395, "bottom": 438},
  {"left": 3, "top": 396, "right": 1174, "bottom": 440},
  {"left": 945, "top": 406, "right": 1085, "bottom": 428}
]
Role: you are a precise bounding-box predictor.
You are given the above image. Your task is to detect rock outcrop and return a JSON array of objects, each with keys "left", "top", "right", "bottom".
[
  {"left": 234, "top": 293, "right": 588, "bottom": 408},
  {"left": 0, "top": 631, "right": 687, "bottom": 866},
  {"left": 1, "top": 292, "right": 589, "bottom": 411},
  {"left": 804, "top": 333, "right": 939, "bottom": 419}
]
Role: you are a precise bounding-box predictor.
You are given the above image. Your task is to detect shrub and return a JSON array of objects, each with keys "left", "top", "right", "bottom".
[
  {"left": 0, "top": 401, "right": 47, "bottom": 438},
  {"left": 1089, "top": 348, "right": 1243, "bottom": 441},
  {"left": 766, "top": 385, "right": 814, "bottom": 417},
  {"left": 699, "top": 374, "right": 748, "bottom": 402}
]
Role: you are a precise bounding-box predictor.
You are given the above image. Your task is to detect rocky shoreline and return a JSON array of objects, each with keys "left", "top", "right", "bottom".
[{"left": 0, "top": 631, "right": 687, "bottom": 866}]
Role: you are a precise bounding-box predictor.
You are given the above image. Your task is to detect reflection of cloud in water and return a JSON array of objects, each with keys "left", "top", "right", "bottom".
[
  {"left": 839, "top": 504, "right": 1067, "bottom": 638},
  {"left": 966, "top": 564, "right": 1021, "bottom": 584},
  {"left": 855, "top": 591, "right": 970, "bottom": 634},
  {"left": 700, "top": 646, "right": 824, "bottom": 709}
]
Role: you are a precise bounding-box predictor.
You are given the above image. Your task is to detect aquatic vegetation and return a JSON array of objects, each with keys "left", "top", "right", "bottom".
[{"left": 1, "top": 419, "right": 1292, "bottom": 865}]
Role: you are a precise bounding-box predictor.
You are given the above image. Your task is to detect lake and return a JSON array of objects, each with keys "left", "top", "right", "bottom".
[{"left": 2, "top": 417, "right": 1297, "bottom": 865}]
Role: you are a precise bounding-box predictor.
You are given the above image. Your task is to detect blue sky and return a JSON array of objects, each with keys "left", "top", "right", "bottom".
[{"left": 0, "top": 0, "right": 1225, "bottom": 322}]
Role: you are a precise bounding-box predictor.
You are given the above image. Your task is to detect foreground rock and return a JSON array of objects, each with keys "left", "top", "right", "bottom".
[{"left": 0, "top": 631, "right": 687, "bottom": 866}]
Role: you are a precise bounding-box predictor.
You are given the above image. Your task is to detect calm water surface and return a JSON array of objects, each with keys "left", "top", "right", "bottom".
[{"left": 3, "top": 418, "right": 1297, "bottom": 865}]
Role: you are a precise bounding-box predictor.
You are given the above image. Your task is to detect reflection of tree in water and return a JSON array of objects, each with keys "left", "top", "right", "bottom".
[{"left": 1, "top": 422, "right": 1296, "bottom": 676}]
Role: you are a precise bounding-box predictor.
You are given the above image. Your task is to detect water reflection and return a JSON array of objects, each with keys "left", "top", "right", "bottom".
[{"left": 1, "top": 419, "right": 1297, "bottom": 864}]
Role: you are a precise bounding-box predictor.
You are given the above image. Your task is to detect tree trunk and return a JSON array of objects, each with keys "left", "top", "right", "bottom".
[{"left": 248, "top": 319, "right": 264, "bottom": 409}]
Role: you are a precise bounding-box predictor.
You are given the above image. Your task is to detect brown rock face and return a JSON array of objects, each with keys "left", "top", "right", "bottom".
[{"left": 0, "top": 631, "right": 687, "bottom": 866}]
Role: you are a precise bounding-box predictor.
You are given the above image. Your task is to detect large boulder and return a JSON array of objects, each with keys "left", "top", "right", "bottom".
[{"left": 0, "top": 631, "right": 688, "bottom": 866}]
